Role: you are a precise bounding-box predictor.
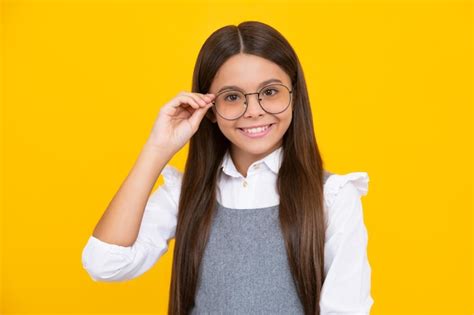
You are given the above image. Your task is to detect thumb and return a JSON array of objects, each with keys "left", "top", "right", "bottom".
[{"left": 188, "top": 103, "right": 213, "bottom": 131}]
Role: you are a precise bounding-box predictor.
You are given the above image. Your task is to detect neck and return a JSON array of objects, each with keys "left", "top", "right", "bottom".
[{"left": 230, "top": 141, "right": 282, "bottom": 178}]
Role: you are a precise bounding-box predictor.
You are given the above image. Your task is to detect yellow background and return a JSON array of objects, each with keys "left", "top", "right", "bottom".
[{"left": 1, "top": 0, "right": 472, "bottom": 314}]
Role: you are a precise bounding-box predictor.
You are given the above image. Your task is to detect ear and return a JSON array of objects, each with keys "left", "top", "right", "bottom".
[{"left": 205, "top": 107, "right": 217, "bottom": 123}]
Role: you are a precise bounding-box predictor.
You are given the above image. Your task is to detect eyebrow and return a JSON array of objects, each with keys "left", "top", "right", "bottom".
[{"left": 217, "top": 78, "right": 283, "bottom": 93}]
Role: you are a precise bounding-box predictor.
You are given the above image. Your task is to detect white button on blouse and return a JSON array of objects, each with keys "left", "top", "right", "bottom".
[{"left": 81, "top": 146, "right": 374, "bottom": 314}]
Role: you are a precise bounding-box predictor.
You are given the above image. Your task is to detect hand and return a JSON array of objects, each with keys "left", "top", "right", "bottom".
[{"left": 146, "top": 91, "right": 215, "bottom": 153}]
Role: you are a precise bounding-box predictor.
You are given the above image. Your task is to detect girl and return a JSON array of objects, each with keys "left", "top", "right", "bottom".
[{"left": 82, "top": 21, "right": 374, "bottom": 315}]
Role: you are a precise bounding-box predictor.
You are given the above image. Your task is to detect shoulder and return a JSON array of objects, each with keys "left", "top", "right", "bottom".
[
  {"left": 161, "top": 164, "right": 184, "bottom": 187},
  {"left": 323, "top": 171, "right": 369, "bottom": 208},
  {"left": 150, "top": 164, "right": 184, "bottom": 206},
  {"left": 323, "top": 171, "right": 370, "bottom": 232}
]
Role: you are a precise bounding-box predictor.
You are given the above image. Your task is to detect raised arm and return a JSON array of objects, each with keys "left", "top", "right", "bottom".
[{"left": 81, "top": 91, "right": 215, "bottom": 282}]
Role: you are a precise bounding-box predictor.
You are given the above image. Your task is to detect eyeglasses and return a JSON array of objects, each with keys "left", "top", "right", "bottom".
[{"left": 209, "top": 83, "right": 293, "bottom": 120}]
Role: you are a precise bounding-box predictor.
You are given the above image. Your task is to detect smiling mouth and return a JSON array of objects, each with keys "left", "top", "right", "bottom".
[
  {"left": 237, "top": 123, "right": 275, "bottom": 138},
  {"left": 237, "top": 123, "right": 274, "bottom": 133}
]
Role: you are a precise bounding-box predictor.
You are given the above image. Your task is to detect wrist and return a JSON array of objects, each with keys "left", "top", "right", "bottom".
[{"left": 143, "top": 139, "right": 176, "bottom": 159}]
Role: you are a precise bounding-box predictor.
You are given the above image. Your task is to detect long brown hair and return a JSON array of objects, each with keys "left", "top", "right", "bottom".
[{"left": 168, "top": 21, "right": 327, "bottom": 315}]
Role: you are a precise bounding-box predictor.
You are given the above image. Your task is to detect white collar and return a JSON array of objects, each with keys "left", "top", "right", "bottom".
[{"left": 220, "top": 146, "right": 283, "bottom": 178}]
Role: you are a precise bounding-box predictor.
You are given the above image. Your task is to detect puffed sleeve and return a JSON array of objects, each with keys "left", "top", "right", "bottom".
[
  {"left": 320, "top": 172, "right": 374, "bottom": 314},
  {"left": 81, "top": 164, "right": 183, "bottom": 282}
]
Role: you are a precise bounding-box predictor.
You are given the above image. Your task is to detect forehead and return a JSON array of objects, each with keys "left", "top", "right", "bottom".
[{"left": 209, "top": 54, "right": 290, "bottom": 92}]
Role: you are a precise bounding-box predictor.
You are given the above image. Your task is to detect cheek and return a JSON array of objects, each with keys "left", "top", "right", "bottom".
[
  {"left": 276, "top": 111, "right": 293, "bottom": 129},
  {"left": 216, "top": 120, "right": 237, "bottom": 136}
]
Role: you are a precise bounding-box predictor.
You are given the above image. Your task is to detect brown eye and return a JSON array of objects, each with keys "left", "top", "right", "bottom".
[
  {"left": 263, "top": 88, "right": 278, "bottom": 96},
  {"left": 225, "top": 94, "right": 240, "bottom": 102}
]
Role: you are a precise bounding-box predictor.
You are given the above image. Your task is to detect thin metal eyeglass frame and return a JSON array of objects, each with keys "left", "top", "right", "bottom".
[{"left": 209, "top": 83, "right": 293, "bottom": 121}]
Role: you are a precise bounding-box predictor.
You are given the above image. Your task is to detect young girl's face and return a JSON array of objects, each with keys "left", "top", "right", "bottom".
[{"left": 207, "top": 53, "right": 293, "bottom": 159}]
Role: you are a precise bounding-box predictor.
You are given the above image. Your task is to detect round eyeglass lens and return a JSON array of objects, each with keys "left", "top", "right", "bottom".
[{"left": 214, "top": 84, "right": 291, "bottom": 120}]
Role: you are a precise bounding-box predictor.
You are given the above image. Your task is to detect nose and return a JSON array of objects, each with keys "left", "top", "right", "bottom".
[{"left": 243, "top": 93, "right": 265, "bottom": 118}]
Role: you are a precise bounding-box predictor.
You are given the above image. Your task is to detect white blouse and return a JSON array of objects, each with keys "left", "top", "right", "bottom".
[{"left": 81, "top": 146, "right": 374, "bottom": 314}]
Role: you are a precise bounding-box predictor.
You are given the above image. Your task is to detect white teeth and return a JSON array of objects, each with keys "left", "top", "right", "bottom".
[{"left": 241, "top": 124, "right": 271, "bottom": 134}]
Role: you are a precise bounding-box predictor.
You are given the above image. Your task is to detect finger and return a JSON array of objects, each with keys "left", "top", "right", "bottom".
[
  {"left": 194, "top": 93, "right": 215, "bottom": 105},
  {"left": 170, "top": 95, "right": 201, "bottom": 109},
  {"left": 183, "top": 92, "right": 215, "bottom": 106},
  {"left": 180, "top": 92, "right": 208, "bottom": 107},
  {"left": 188, "top": 103, "right": 213, "bottom": 129}
]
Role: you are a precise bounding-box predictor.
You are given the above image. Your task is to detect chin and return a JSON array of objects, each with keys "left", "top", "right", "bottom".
[{"left": 233, "top": 138, "right": 281, "bottom": 155}]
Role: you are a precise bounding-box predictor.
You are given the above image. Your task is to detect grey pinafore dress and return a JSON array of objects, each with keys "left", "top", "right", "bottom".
[{"left": 190, "top": 171, "right": 333, "bottom": 314}]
